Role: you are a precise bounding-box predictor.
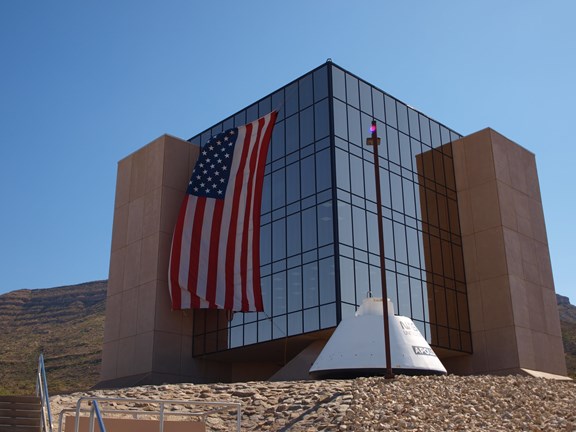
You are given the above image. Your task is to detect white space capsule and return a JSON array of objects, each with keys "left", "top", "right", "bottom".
[{"left": 309, "top": 297, "right": 447, "bottom": 378}]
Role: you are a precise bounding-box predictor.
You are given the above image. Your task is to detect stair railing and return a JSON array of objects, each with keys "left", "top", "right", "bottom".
[
  {"left": 35, "top": 353, "right": 53, "bottom": 432},
  {"left": 88, "top": 400, "right": 106, "bottom": 432}
]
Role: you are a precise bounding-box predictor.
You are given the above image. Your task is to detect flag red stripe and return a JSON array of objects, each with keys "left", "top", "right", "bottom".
[
  {"left": 206, "top": 199, "right": 224, "bottom": 305},
  {"left": 251, "top": 112, "right": 277, "bottom": 310},
  {"left": 169, "top": 196, "right": 189, "bottom": 310},
  {"left": 240, "top": 118, "right": 265, "bottom": 310},
  {"left": 225, "top": 122, "right": 254, "bottom": 309},
  {"left": 188, "top": 197, "right": 207, "bottom": 308}
]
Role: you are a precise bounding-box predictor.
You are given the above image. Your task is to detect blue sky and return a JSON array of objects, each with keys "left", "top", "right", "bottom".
[{"left": 1, "top": 1, "right": 575, "bottom": 303}]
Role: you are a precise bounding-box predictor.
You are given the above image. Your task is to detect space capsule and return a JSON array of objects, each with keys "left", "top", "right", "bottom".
[{"left": 309, "top": 297, "right": 447, "bottom": 378}]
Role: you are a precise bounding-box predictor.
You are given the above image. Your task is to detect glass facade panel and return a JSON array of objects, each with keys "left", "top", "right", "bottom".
[
  {"left": 299, "top": 74, "right": 313, "bottom": 109},
  {"left": 313, "top": 67, "right": 329, "bottom": 102},
  {"left": 333, "top": 99, "right": 348, "bottom": 140},
  {"left": 328, "top": 65, "right": 470, "bottom": 353},
  {"left": 314, "top": 99, "right": 330, "bottom": 141},
  {"left": 190, "top": 62, "right": 470, "bottom": 356},
  {"left": 300, "top": 106, "right": 314, "bottom": 147}
]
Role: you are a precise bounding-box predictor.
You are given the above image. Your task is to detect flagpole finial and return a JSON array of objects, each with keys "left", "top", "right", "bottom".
[{"left": 326, "top": 58, "right": 332, "bottom": 63}]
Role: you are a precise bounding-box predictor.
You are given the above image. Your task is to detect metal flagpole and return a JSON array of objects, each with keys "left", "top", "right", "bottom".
[{"left": 367, "top": 120, "right": 394, "bottom": 379}]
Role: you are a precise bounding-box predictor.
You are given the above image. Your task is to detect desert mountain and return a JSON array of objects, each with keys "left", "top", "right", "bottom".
[{"left": 0, "top": 281, "right": 574, "bottom": 395}]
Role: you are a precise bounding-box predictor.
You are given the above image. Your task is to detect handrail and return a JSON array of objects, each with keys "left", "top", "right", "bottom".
[
  {"left": 67, "top": 396, "right": 241, "bottom": 432},
  {"left": 90, "top": 401, "right": 106, "bottom": 432},
  {"left": 35, "top": 353, "right": 53, "bottom": 432}
]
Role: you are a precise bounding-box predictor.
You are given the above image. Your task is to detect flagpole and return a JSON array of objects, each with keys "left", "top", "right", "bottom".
[{"left": 367, "top": 120, "right": 394, "bottom": 380}]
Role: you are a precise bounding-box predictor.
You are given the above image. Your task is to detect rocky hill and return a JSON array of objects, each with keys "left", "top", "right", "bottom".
[
  {"left": 0, "top": 281, "right": 574, "bottom": 396},
  {"left": 557, "top": 294, "right": 576, "bottom": 376},
  {"left": 0, "top": 281, "right": 106, "bottom": 395}
]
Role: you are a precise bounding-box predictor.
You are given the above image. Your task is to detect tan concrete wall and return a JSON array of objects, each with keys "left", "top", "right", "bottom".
[
  {"left": 445, "top": 128, "right": 566, "bottom": 376},
  {"left": 100, "top": 134, "right": 207, "bottom": 385},
  {"left": 100, "top": 134, "right": 294, "bottom": 387},
  {"left": 101, "top": 127, "right": 566, "bottom": 384}
]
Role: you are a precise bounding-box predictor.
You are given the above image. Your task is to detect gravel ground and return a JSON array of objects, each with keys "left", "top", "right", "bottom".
[{"left": 50, "top": 374, "right": 575, "bottom": 431}]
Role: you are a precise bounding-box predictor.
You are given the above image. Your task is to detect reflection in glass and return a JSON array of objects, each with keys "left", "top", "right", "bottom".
[
  {"left": 314, "top": 66, "right": 328, "bottom": 102},
  {"left": 286, "top": 213, "right": 301, "bottom": 256},
  {"left": 302, "top": 207, "right": 317, "bottom": 252},
  {"left": 244, "top": 322, "right": 257, "bottom": 345},
  {"left": 299, "top": 74, "right": 313, "bottom": 109},
  {"left": 346, "top": 74, "right": 359, "bottom": 108},
  {"left": 348, "top": 106, "right": 361, "bottom": 146},
  {"left": 359, "top": 80, "right": 372, "bottom": 115},
  {"left": 273, "top": 316, "right": 286, "bottom": 339},
  {"left": 247, "top": 103, "right": 258, "bottom": 123},
  {"left": 317, "top": 202, "right": 334, "bottom": 247},
  {"left": 272, "top": 219, "right": 285, "bottom": 261},
  {"left": 304, "top": 308, "right": 320, "bottom": 332},
  {"left": 349, "top": 154, "right": 364, "bottom": 197},
  {"left": 301, "top": 156, "right": 315, "bottom": 198},
  {"left": 286, "top": 115, "right": 299, "bottom": 154},
  {"left": 332, "top": 66, "right": 346, "bottom": 101},
  {"left": 355, "top": 260, "right": 369, "bottom": 302},
  {"left": 230, "top": 326, "right": 242, "bottom": 348},
  {"left": 287, "top": 267, "right": 302, "bottom": 312},
  {"left": 352, "top": 206, "right": 367, "bottom": 251},
  {"left": 191, "top": 63, "right": 470, "bottom": 358},
  {"left": 316, "top": 149, "right": 331, "bottom": 192},
  {"left": 285, "top": 82, "right": 299, "bottom": 117},
  {"left": 387, "top": 126, "right": 400, "bottom": 165},
  {"left": 315, "top": 99, "right": 330, "bottom": 141},
  {"left": 338, "top": 201, "right": 353, "bottom": 246},
  {"left": 397, "top": 102, "right": 409, "bottom": 135},
  {"left": 319, "top": 257, "right": 336, "bottom": 304},
  {"left": 300, "top": 106, "right": 314, "bottom": 147},
  {"left": 286, "top": 162, "right": 300, "bottom": 204},
  {"left": 273, "top": 272, "right": 286, "bottom": 315},
  {"left": 320, "top": 303, "right": 337, "bottom": 328},
  {"left": 333, "top": 99, "right": 348, "bottom": 140},
  {"left": 258, "top": 319, "right": 271, "bottom": 342}
]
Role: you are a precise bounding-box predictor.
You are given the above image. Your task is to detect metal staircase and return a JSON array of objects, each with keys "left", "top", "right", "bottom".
[{"left": 0, "top": 395, "right": 42, "bottom": 432}]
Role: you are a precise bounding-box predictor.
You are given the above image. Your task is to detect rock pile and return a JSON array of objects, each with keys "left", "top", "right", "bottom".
[{"left": 50, "top": 375, "right": 575, "bottom": 431}]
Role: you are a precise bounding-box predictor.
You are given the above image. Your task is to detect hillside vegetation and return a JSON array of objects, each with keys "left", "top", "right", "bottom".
[
  {"left": 557, "top": 295, "right": 576, "bottom": 377},
  {"left": 0, "top": 281, "right": 574, "bottom": 395},
  {"left": 0, "top": 281, "right": 106, "bottom": 395}
]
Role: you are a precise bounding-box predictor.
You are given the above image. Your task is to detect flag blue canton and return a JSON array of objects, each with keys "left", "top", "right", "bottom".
[{"left": 187, "top": 128, "right": 238, "bottom": 199}]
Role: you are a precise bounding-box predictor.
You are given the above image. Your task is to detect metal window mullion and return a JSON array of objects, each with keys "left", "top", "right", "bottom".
[
  {"left": 406, "top": 109, "right": 428, "bottom": 332},
  {"left": 417, "top": 114, "right": 441, "bottom": 347},
  {"left": 327, "top": 63, "right": 343, "bottom": 324}
]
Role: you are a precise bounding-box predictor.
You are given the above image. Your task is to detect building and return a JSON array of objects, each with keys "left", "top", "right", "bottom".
[{"left": 99, "top": 61, "right": 566, "bottom": 387}]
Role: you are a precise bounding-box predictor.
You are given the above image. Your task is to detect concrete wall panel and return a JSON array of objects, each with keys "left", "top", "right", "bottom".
[{"left": 453, "top": 128, "right": 566, "bottom": 376}]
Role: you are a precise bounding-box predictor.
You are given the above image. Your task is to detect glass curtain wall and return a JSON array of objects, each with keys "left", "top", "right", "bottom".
[
  {"left": 189, "top": 62, "right": 472, "bottom": 356},
  {"left": 190, "top": 64, "right": 338, "bottom": 355},
  {"left": 331, "top": 64, "right": 471, "bottom": 352}
]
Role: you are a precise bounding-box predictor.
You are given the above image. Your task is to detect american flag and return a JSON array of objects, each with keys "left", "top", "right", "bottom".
[{"left": 169, "top": 112, "right": 277, "bottom": 311}]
